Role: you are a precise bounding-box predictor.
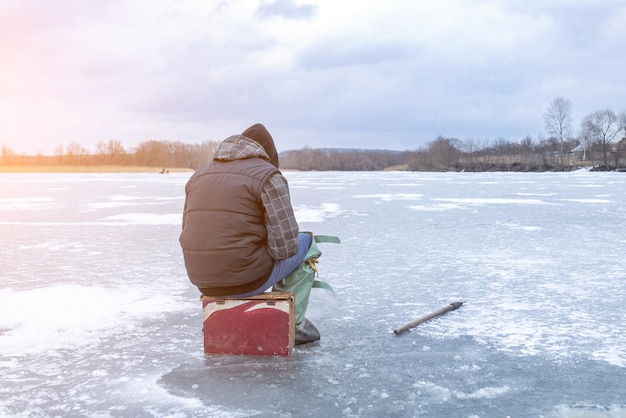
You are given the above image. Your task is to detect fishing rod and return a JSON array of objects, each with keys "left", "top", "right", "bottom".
[{"left": 394, "top": 301, "right": 465, "bottom": 335}]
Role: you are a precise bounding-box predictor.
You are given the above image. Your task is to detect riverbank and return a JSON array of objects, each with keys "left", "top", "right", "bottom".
[{"left": 0, "top": 165, "right": 194, "bottom": 173}]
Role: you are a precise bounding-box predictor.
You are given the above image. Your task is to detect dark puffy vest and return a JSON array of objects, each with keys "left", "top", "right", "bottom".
[{"left": 179, "top": 158, "right": 279, "bottom": 293}]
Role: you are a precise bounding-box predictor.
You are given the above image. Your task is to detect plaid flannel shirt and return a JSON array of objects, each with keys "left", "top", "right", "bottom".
[{"left": 261, "top": 173, "right": 299, "bottom": 260}]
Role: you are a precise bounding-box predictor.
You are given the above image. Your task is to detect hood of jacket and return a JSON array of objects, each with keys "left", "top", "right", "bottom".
[
  {"left": 213, "top": 134, "right": 273, "bottom": 164},
  {"left": 241, "top": 123, "right": 279, "bottom": 168}
]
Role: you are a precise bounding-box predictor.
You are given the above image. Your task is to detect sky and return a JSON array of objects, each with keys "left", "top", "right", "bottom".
[{"left": 1, "top": 0, "right": 625, "bottom": 155}]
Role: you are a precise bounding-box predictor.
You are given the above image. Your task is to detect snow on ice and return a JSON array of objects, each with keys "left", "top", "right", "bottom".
[{"left": 1, "top": 171, "right": 625, "bottom": 417}]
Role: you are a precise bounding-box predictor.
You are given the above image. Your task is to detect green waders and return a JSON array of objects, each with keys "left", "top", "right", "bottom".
[{"left": 272, "top": 234, "right": 340, "bottom": 344}]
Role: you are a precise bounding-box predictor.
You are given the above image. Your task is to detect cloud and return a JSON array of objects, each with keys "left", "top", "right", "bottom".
[
  {"left": 1, "top": 0, "right": 625, "bottom": 155},
  {"left": 297, "top": 37, "right": 412, "bottom": 69},
  {"left": 255, "top": 0, "right": 318, "bottom": 20}
]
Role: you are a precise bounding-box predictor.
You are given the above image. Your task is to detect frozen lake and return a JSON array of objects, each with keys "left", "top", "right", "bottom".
[{"left": 1, "top": 170, "right": 625, "bottom": 417}]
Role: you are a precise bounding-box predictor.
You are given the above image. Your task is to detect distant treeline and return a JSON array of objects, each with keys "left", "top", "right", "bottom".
[
  {"left": 2, "top": 135, "right": 626, "bottom": 172},
  {"left": 1, "top": 140, "right": 218, "bottom": 171},
  {"left": 281, "top": 136, "right": 626, "bottom": 171}
]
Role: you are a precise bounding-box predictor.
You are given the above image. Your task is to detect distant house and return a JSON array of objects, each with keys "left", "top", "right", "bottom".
[
  {"left": 570, "top": 143, "right": 585, "bottom": 160},
  {"left": 566, "top": 138, "right": 626, "bottom": 166},
  {"left": 613, "top": 138, "right": 626, "bottom": 168}
]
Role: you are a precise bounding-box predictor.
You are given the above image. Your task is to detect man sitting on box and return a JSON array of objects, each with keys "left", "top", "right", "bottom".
[{"left": 179, "top": 123, "right": 320, "bottom": 345}]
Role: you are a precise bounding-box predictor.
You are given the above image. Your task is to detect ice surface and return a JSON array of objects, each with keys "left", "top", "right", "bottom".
[{"left": 1, "top": 171, "right": 625, "bottom": 417}]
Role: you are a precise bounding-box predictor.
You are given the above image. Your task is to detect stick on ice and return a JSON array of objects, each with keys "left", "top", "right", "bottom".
[{"left": 394, "top": 301, "right": 465, "bottom": 335}]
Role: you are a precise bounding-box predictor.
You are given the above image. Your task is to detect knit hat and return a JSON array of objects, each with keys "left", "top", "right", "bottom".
[{"left": 241, "top": 123, "right": 279, "bottom": 168}]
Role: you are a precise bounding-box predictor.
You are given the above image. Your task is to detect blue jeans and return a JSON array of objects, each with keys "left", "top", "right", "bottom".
[{"left": 228, "top": 233, "right": 312, "bottom": 298}]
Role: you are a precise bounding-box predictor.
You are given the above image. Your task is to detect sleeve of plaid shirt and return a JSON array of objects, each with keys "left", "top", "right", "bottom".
[{"left": 261, "top": 172, "right": 299, "bottom": 260}]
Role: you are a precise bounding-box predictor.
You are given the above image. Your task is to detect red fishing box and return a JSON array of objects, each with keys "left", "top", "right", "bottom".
[{"left": 201, "top": 292, "right": 295, "bottom": 356}]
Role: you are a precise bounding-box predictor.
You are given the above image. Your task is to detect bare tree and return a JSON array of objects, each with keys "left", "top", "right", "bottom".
[
  {"left": 96, "top": 140, "right": 126, "bottom": 164},
  {"left": 1, "top": 143, "right": 17, "bottom": 165},
  {"left": 578, "top": 124, "right": 592, "bottom": 162},
  {"left": 134, "top": 140, "right": 171, "bottom": 167},
  {"left": 428, "top": 136, "right": 461, "bottom": 169},
  {"left": 459, "top": 137, "right": 484, "bottom": 166},
  {"left": 581, "top": 109, "right": 622, "bottom": 168},
  {"left": 617, "top": 111, "right": 626, "bottom": 167},
  {"left": 543, "top": 97, "right": 573, "bottom": 168},
  {"left": 520, "top": 135, "right": 535, "bottom": 165},
  {"left": 63, "top": 141, "right": 90, "bottom": 164}
]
